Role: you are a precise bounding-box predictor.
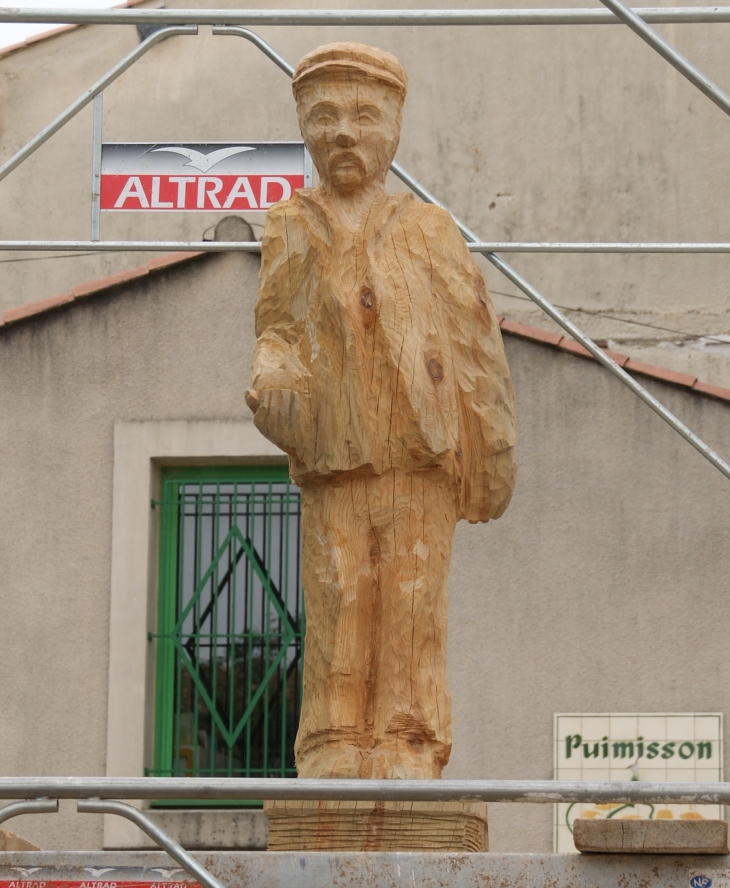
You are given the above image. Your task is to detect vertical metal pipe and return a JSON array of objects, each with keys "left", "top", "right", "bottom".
[
  {"left": 598, "top": 0, "right": 730, "bottom": 118},
  {"left": 303, "top": 148, "right": 314, "bottom": 187},
  {"left": 90, "top": 93, "right": 103, "bottom": 241}
]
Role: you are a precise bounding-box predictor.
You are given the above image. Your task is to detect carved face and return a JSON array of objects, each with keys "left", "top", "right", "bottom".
[{"left": 296, "top": 73, "right": 403, "bottom": 194}]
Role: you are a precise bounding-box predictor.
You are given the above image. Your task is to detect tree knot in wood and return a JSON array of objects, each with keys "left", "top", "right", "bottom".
[
  {"left": 427, "top": 358, "right": 444, "bottom": 381},
  {"left": 360, "top": 288, "right": 375, "bottom": 309}
]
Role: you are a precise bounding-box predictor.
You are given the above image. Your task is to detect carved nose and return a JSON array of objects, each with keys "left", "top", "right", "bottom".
[{"left": 335, "top": 128, "right": 356, "bottom": 147}]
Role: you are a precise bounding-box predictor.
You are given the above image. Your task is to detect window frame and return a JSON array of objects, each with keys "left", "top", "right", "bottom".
[{"left": 151, "top": 464, "right": 302, "bottom": 806}]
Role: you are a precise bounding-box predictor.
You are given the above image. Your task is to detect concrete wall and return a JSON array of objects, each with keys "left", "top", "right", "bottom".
[
  {"left": 0, "top": 252, "right": 260, "bottom": 851},
  {"left": 1, "top": 0, "right": 729, "bottom": 382},
  {"left": 449, "top": 336, "right": 730, "bottom": 851},
  {"left": 0, "top": 250, "right": 728, "bottom": 852}
]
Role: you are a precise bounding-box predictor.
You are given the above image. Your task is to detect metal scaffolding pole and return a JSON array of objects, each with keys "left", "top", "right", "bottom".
[
  {"left": 0, "top": 17, "right": 727, "bottom": 480},
  {"left": 0, "top": 25, "right": 197, "bottom": 184},
  {"left": 598, "top": 0, "right": 730, "bottom": 118},
  {"left": 2, "top": 7, "right": 730, "bottom": 25},
  {"left": 77, "top": 800, "right": 226, "bottom": 888},
  {"left": 5, "top": 240, "right": 730, "bottom": 253},
  {"left": 215, "top": 26, "right": 730, "bottom": 483},
  {"left": 1, "top": 776, "right": 730, "bottom": 805}
]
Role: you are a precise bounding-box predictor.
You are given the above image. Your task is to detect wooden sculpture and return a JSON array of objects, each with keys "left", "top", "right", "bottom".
[{"left": 246, "top": 42, "right": 517, "bottom": 787}]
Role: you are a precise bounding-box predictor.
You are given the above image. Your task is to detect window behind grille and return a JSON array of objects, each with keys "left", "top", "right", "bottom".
[{"left": 150, "top": 466, "right": 303, "bottom": 801}]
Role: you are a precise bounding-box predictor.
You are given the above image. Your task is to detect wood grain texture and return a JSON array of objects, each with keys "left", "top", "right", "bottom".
[
  {"left": 247, "top": 42, "right": 517, "bottom": 783},
  {"left": 0, "top": 828, "right": 40, "bottom": 851},
  {"left": 264, "top": 800, "right": 488, "bottom": 852},
  {"left": 574, "top": 818, "right": 729, "bottom": 854}
]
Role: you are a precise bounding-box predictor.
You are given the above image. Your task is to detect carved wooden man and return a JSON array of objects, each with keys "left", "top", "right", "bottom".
[{"left": 246, "top": 42, "right": 517, "bottom": 781}]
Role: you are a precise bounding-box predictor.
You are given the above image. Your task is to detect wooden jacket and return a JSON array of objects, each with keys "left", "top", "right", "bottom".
[{"left": 248, "top": 188, "right": 517, "bottom": 522}]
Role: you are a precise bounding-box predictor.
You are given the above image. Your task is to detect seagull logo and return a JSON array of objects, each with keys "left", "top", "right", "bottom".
[
  {"left": 84, "top": 868, "right": 116, "bottom": 877},
  {"left": 11, "top": 868, "right": 41, "bottom": 878},
  {"left": 150, "top": 868, "right": 184, "bottom": 878},
  {"left": 151, "top": 145, "right": 255, "bottom": 173}
]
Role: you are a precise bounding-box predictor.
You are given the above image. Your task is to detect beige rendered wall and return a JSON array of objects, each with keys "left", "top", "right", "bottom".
[
  {"left": 0, "top": 249, "right": 728, "bottom": 852},
  {"left": 0, "top": 251, "right": 261, "bottom": 851},
  {"left": 0, "top": 0, "right": 730, "bottom": 382}
]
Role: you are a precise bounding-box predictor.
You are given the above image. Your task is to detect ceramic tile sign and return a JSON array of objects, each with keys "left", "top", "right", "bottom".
[{"left": 554, "top": 713, "right": 723, "bottom": 853}]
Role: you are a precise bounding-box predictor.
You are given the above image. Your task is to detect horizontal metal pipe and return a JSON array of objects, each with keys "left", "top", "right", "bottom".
[
  {"left": 78, "top": 800, "right": 226, "bottom": 888},
  {"left": 5, "top": 241, "right": 730, "bottom": 253},
  {"left": 469, "top": 242, "right": 730, "bottom": 253},
  {"left": 0, "top": 798, "right": 58, "bottom": 825},
  {"left": 1, "top": 778, "right": 730, "bottom": 804},
  {"left": 1, "top": 7, "right": 730, "bottom": 25},
  {"left": 0, "top": 241, "right": 262, "bottom": 252}
]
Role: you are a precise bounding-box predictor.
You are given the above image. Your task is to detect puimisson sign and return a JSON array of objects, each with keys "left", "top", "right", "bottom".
[
  {"left": 564, "top": 734, "right": 715, "bottom": 761},
  {"left": 100, "top": 142, "right": 310, "bottom": 211},
  {"left": 554, "top": 713, "right": 724, "bottom": 853}
]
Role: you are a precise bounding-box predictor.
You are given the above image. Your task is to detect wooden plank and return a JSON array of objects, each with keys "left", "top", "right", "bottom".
[
  {"left": 264, "top": 800, "right": 488, "bottom": 852},
  {"left": 574, "top": 818, "right": 729, "bottom": 854}
]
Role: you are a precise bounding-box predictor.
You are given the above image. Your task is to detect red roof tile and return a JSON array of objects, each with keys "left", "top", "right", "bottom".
[
  {"left": 556, "top": 338, "right": 592, "bottom": 358},
  {"left": 73, "top": 264, "right": 151, "bottom": 298},
  {"left": 624, "top": 358, "right": 698, "bottom": 388},
  {"left": 1, "top": 251, "right": 201, "bottom": 328},
  {"left": 0, "top": 250, "right": 727, "bottom": 406},
  {"left": 692, "top": 380, "right": 730, "bottom": 401},
  {"left": 498, "top": 319, "right": 730, "bottom": 404},
  {"left": 3, "top": 292, "right": 75, "bottom": 324},
  {"left": 500, "top": 317, "right": 563, "bottom": 346}
]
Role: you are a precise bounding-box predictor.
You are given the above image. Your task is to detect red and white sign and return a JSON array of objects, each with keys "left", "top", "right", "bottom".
[
  {"left": 0, "top": 882, "right": 198, "bottom": 888},
  {"left": 101, "top": 142, "right": 309, "bottom": 212}
]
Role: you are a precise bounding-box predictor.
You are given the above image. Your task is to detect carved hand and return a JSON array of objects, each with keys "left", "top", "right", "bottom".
[{"left": 248, "top": 387, "right": 304, "bottom": 458}]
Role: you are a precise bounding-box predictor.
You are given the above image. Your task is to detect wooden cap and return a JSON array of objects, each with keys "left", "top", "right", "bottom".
[{"left": 292, "top": 42, "right": 408, "bottom": 98}]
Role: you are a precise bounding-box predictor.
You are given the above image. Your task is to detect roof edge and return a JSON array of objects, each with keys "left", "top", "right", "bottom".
[
  {"left": 0, "top": 254, "right": 727, "bottom": 406},
  {"left": 0, "top": 251, "right": 203, "bottom": 327},
  {"left": 0, "top": 0, "right": 158, "bottom": 60},
  {"left": 499, "top": 316, "right": 730, "bottom": 404}
]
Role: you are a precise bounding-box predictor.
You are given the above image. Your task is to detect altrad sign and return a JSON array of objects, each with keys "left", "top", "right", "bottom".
[{"left": 100, "top": 142, "right": 308, "bottom": 211}]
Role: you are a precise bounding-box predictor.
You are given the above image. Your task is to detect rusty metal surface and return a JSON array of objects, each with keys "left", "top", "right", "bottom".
[{"left": 1, "top": 850, "right": 729, "bottom": 887}]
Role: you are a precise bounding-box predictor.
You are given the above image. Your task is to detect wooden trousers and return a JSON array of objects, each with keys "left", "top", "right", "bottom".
[{"left": 295, "top": 469, "right": 457, "bottom": 779}]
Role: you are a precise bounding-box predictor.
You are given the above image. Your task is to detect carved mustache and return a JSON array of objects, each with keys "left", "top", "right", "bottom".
[{"left": 328, "top": 150, "right": 367, "bottom": 175}]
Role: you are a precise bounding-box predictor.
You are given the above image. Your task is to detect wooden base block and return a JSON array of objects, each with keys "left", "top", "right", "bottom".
[
  {"left": 264, "top": 800, "right": 488, "bottom": 852},
  {"left": 574, "top": 818, "right": 729, "bottom": 854},
  {"left": 0, "top": 828, "right": 40, "bottom": 851}
]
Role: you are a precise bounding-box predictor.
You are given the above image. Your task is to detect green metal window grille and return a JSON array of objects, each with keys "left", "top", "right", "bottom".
[{"left": 150, "top": 466, "right": 304, "bottom": 802}]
